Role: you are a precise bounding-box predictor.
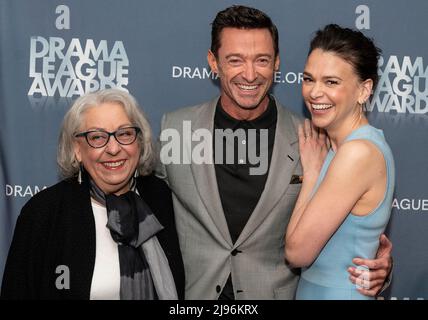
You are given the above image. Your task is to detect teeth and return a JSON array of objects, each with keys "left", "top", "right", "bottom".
[
  {"left": 237, "top": 84, "right": 258, "bottom": 90},
  {"left": 103, "top": 161, "right": 125, "bottom": 168},
  {"left": 312, "top": 104, "right": 333, "bottom": 110}
]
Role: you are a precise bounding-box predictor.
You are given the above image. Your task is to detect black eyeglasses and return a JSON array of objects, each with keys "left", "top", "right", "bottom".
[{"left": 75, "top": 126, "right": 141, "bottom": 148}]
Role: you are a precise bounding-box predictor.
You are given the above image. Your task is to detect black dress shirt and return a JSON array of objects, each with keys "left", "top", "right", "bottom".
[{"left": 213, "top": 96, "right": 277, "bottom": 299}]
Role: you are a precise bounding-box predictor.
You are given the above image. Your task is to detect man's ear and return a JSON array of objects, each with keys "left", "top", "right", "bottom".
[
  {"left": 274, "top": 55, "right": 280, "bottom": 71},
  {"left": 207, "top": 50, "right": 219, "bottom": 74}
]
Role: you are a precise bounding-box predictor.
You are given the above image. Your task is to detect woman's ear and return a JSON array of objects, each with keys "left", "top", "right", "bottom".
[
  {"left": 73, "top": 140, "right": 82, "bottom": 162},
  {"left": 359, "top": 79, "right": 374, "bottom": 104}
]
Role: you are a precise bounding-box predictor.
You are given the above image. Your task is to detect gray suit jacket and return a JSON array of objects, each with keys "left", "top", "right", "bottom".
[{"left": 157, "top": 96, "right": 303, "bottom": 299}]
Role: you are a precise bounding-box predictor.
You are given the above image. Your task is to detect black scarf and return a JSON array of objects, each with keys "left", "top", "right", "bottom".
[{"left": 89, "top": 177, "right": 164, "bottom": 300}]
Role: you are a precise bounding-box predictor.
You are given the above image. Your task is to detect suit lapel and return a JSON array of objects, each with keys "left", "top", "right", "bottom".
[
  {"left": 189, "top": 97, "right": 233, "bottom": 246},
  {"left": 235, "top": 99, "right": 300, "bottom": 247}
]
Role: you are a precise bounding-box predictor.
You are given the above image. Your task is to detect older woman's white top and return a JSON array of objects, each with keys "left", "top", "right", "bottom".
[{"left": 90, "top": 201, "right": 120, "bottom": 300}]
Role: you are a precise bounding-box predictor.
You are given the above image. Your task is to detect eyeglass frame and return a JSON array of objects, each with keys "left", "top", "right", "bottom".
[{"left": 74, "top": 126, "right": 141, "bottom": 148}]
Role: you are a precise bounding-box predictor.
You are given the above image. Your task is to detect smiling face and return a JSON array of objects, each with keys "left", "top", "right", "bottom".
[
  {"left": 207, "top": 27, "right": 280, "bottom": 120},
  {"left": 302, "top": 49, "right": 372, "bottom": 132},
  {"left": 74, "top": 102, "right": 141, "bottom": 195}
]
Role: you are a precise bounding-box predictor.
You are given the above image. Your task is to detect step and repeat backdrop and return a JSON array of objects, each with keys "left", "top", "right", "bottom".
[{"left": 1, "top": 0, "right": 427, "bottom": 299}]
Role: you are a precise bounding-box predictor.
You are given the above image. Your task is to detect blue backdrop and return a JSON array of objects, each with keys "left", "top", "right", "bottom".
[{"left": 1, "top": 0, "right": 427, "bottom": 299}]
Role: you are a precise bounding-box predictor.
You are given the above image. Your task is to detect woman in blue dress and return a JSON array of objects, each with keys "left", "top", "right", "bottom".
[{"left": 285, "top": 24, "right": 395, "bottom": 300}]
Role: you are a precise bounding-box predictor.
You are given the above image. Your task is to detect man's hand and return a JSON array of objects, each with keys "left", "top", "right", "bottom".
[{"left": 348, "top": 234, "right": 393, "bottom": 297}]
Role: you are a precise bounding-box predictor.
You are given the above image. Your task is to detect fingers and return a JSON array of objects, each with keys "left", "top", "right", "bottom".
[
  {"left": 300, "top": 120, "right": 330, "bottom": 152},
  {"left": 303, "top": 119, "right": 330, "bottom": 143},
  {"left": 349, "top": 275, "right": 384, "bottom": 290},
  {"left": 378, "top": 234, "right": 393, "bottom": 255},
  {"left": 298, "top": 124, "right": 304, "bottom": 138},
  {"left": 304, "top": 119, "right": 312, "bottom": 139},
  {"left": 348, "top": 268, "right": 384, "bottom": 297},
  {"left": 303, "top": 119, "right": 320, "bottom": 140},
  {"left": 380, "top": 234, "right": 392, "bottom": 247},
  {"left": 298, "top": 124, "right": 305, "bottom": 144},
  {"left": 367, "top": 269, "right": 388, "bottom": 282},
  {"left": 352, "top": 257, "right": 389, "bottom": 271},
  {"left": 348, "top": 260, "right": 389, "bottom": 296},
  {"left": 299, "top": 120, "right": 315, "bottom": 142},
  {"left": 348, "top": 267, "right": 388, "bottom": 283},
  {"left": 356, "top": 286, "right": 382, "bottom": 297}
]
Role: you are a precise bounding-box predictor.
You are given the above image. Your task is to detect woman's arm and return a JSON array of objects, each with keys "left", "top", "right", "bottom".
[
  {"left": 285, "top": 125, "right": 384, "bottom": 268},
  {"left": 285, "top": 120, "right": 328, "bottom": 250}
]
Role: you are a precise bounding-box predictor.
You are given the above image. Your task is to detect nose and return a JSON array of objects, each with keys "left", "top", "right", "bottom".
[
  {"left": 104, "top": 135, "right": 121, "bottom": 155},
  {"left": 309, "top": 81, "right": 324, "bottom": 100},
  {"left": 242, "top": 61, "right": 257, "bottom": 82}
]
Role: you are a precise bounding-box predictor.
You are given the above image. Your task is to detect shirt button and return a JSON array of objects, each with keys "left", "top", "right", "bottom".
[
  {"left": 216, "top": 285, "right": 221, "bottom": 293},
  {"left": 242, "top": 140, "right": 246, "bottom": 145},
  {"left": 231, "top": 249, "right": 241, "bottom": 256}
]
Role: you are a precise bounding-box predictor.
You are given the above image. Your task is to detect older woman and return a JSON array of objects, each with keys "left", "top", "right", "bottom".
[{"left": 1, "top": 89, "right": 184, "bottom": 299}]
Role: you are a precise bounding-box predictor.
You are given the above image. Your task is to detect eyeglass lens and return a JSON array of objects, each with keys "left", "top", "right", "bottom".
[{"left": 87, "top": 127, "right": 138, "bottom": 147}]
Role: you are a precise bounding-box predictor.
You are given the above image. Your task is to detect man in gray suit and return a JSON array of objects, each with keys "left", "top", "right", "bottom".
[{"left": 157, "top": 5, "right": 392, "bottom": 299}]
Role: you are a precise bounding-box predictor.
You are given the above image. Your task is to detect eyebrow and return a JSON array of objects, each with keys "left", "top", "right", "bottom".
[
  {"left": 303, "top": 71, "right": 343, "bottom": 81},
  {"left": 225, "top": 53, "right": 273, "bottom": 59},
  {"left": 85, "top": 124, "right": 133, "bottom": 131}
]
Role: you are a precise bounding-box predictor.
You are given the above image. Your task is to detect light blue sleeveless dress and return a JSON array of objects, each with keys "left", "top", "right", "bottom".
[{"left": 295, "top": 125, "right": 395, "bottom": 300}]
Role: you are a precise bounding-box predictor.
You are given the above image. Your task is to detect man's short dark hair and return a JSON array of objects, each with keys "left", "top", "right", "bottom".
[{"left": 211, "top": 5, "right": 279, "bottom": 58}]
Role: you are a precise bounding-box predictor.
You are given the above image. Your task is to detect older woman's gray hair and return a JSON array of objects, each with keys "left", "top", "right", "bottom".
[{"left": 58, "top": 88, "right": 155, "bottom": 178}]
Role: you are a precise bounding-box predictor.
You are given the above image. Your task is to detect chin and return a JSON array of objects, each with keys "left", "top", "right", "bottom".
[
  {"left": 105, "top": 183, "right": 131, "bottom": 195},
  {"left": 101, "top": 175, "right": 132, "bottom": 188},
  {"left": 310, "top": 114, "right": 330, "bottom": 128},
  {"left": 238, "top": 99, "right": 264, "bottom": 110},
  {"left": 311, "top": 121, "right": 326, "bottom": 129}
]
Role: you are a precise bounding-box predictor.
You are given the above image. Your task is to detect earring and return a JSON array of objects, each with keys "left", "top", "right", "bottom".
[
  {"left": 134, "top": 169, "right": 139, "bottom": 179},
  {"left": 78, "top": 164, "right": 82, "bottom": 185}
]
